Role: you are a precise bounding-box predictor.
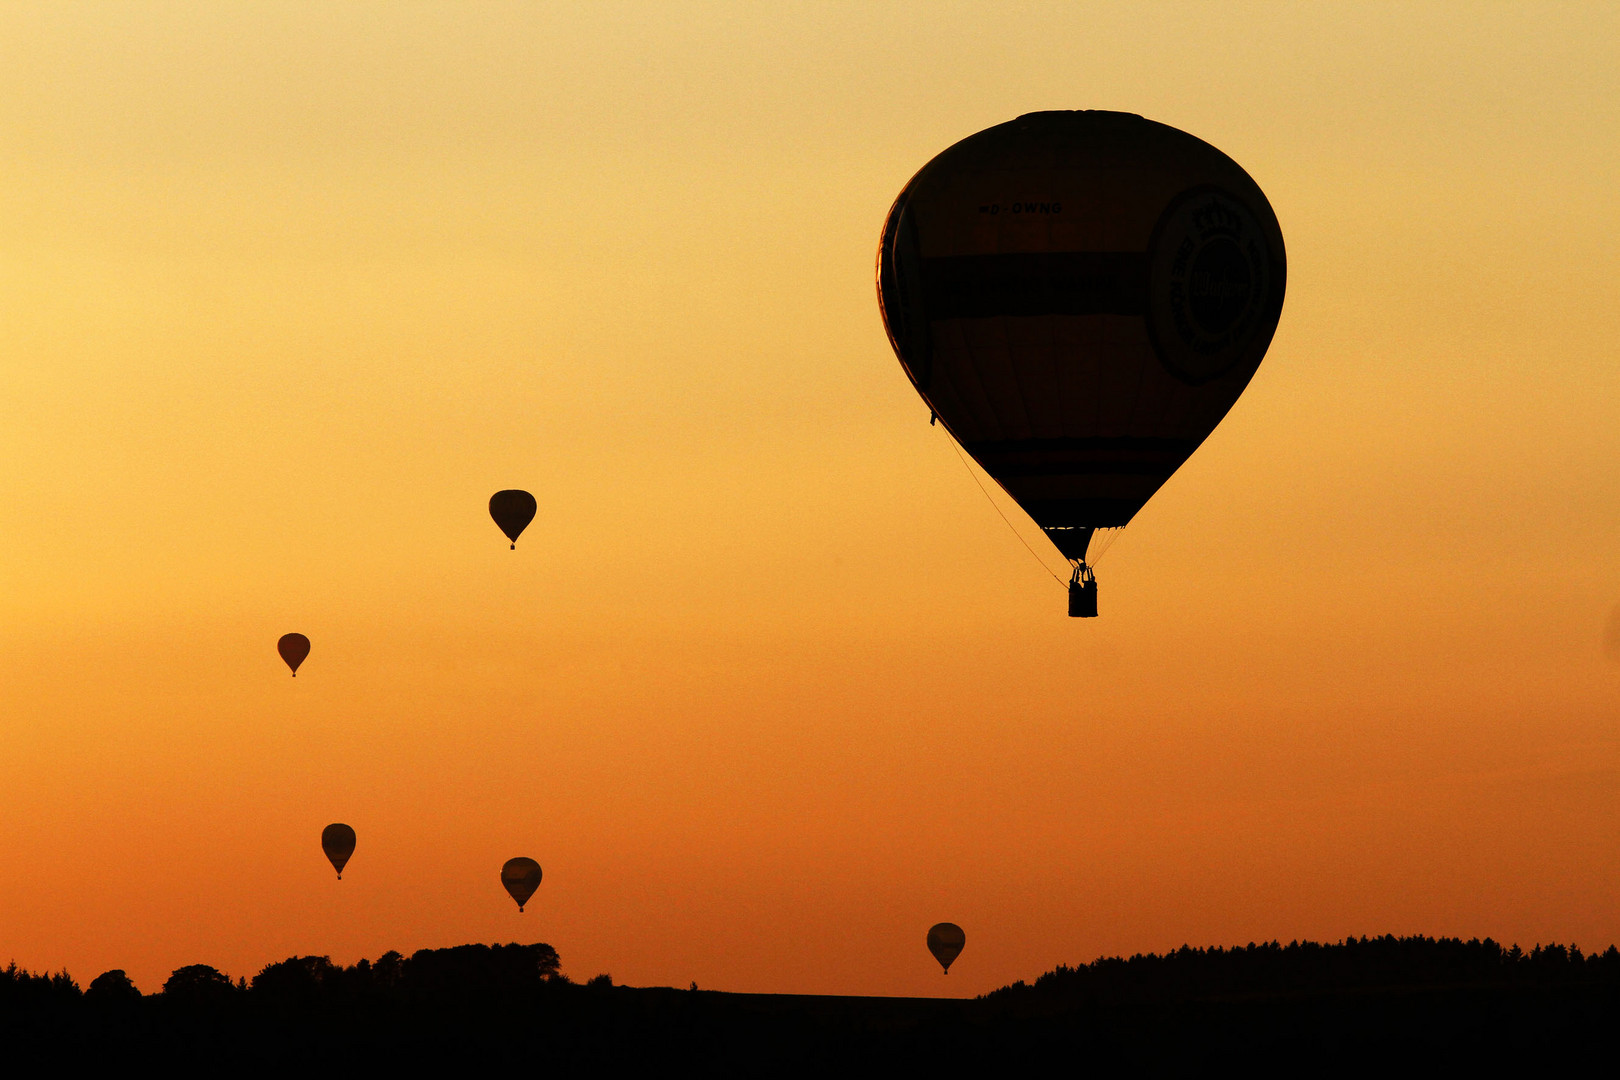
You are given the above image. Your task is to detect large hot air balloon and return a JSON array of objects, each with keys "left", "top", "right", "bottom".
[
  {"left": 321, "top": 823, "right": 356, "bottom": 880},
  {"left": 488, "top": 490, "right": 537, "bottom": 550},
  {"left": 878, "top": 111, "right": 1286, "bottom": 616},
  {"left": 501, "top": 857, "right": 542, "bottom": 912},
  {"left": 278, "top": 633, "right": 311, "bottom": 676},
  {"left": 927, "top": 922, "right": 966, "bottom": 974}
]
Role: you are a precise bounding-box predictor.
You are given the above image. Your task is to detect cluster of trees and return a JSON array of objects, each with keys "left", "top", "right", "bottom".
[
  {"left": 985, "top": 934, "right": 1620, "bottom": 1004},
  {"left": 2, "top": 943, "right": 599, "bottom": 1066},
  {"left": 175, "top": 942, "right": 571, "bottom": 1003},
  {"left": 4, "top": 939, "right": 625, "bottom": 1068},
  {"left": 3, "top": 941, "right": 573, "bottom": 1009}
]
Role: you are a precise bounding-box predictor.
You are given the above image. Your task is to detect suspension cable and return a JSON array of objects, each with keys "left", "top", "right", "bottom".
[{"left": 946, "top": 436, "right": 1067, "bottom": 588}]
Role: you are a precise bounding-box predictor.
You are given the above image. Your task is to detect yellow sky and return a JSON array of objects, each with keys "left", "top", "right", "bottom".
[{"left": 2, "top": 2, "right": 1619, "bottom": 996}]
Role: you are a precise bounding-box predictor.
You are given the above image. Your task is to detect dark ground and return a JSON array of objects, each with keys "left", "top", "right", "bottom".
[{"left": 5, "top": 937, "right": 1618, "bottom": 1072}]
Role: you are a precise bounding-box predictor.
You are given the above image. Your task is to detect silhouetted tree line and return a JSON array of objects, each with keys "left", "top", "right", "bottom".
[
  {"left": 984, "top": 934, "right": 1620, "bottom": 1004},
  {"left": 4, "top": 937, "right": 1617, "bottom": 1069},
  {"left": 178, "top": 941, "right": 564, "bottom": 1004},
  {"left": 2, "top": 943, "right": 577, "bottom": 1066},
  {"left": 1, "top": 942, "right": 565, "bottom": 1012}
]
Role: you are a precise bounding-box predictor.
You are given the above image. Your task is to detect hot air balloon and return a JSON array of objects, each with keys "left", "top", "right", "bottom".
[
  {"left": 501, "top": 857, "right": 542, "bottom": 912},
  {"left": 321, "top": 823, "right": 356, "bottom": 879},
  {"left": 878, "top": 111, "right": 1286, "bottom": 616},
  {"left": 927, "top": 923, "right": 965, "bottom": 974},
  {"left": 488, "top": 490, "right": 537, "bottom": 550},
  {"left": 278, "top": 633, "right": 311, "bottom": 676}
]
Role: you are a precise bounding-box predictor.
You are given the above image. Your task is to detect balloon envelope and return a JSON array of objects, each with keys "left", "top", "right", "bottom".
[
  {"left": 277, "top": 633, "right": 311, "bottom": 676},
  {"left": 321, "top": 823, "right": 356, "bottom": 879},
  {"left": 927, "top": 922, "right": 966, "bottom": 973},
  {"left": 501, "top": 857, "right": 542, "bottom": 911},
  {"left": 878, "top": 111, "right": 1286, "bottom": 562},
  {"left": 489, "top": 490, "right": 537, "bottom": 549}
]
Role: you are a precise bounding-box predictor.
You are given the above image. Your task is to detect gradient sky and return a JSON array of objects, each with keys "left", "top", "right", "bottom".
[{"left": 3, "top": 2, "right": 1619, "bottom": 997}]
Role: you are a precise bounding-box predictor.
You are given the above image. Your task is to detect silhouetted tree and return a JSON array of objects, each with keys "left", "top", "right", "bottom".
[
  {"left": 86, "top": 969, "right": 141, "bottom": 1002},
  {"left": 251, "top": 955, "right": 342, "bottom": 1005},
  {"left": 162, "top": 963, "right": 236, "bottom": 1003},
  {"left": 372, "top": 950, "right": 405, "bottom": 989}
]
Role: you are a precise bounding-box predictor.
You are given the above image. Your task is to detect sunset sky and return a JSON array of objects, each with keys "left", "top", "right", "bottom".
[{"left": 3, "top": 2, "right": 1620, "bottom": 997}]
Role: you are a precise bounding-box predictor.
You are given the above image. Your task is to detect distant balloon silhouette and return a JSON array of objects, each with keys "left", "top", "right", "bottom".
[
  {"left": 501, "top": 857, "right": 542, "bottom": 912},
  {"left": 927, "top": 923, "right": 965, "bottom": 974},
  {"left": 278, "top": 633, "right": 311, "bottom": 676},
  {"left": 321, "top": 824, "right": 356, "bottom": 880},
  {"left": 878, "top": 111, "right": 1286, "bottom": 616},
  {"left": 489, "top": 490, "right": 537, "bottom": 549}
]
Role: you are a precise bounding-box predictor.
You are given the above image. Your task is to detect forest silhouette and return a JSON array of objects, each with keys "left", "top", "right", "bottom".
[{"left": 5, "top": 935, "right": 1617, "bottom": 1069}]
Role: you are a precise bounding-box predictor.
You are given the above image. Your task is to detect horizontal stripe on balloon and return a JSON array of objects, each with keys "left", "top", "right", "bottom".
[
  {"left": 921, "top": 252, "right": 1148, "bottom": 319},
  {"left": 966, "top": 436, "right": 1193, "bottom": 477}
]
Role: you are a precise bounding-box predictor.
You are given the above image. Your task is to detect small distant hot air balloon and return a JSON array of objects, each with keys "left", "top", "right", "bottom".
[
  {"left": 501, "top": 857, "right": 542, "bottom": 912},
  {"left": 278, "top": 633, "right": 311, "bottom": 676},
  {"left": 321, "top": 824, "right": 356, "bottom": 879},
  {"left": 488, "top": 490, "right": 537, "bottom": 550},
  {"left": 927, "top": 923, "right": 965, "bottom": 974}
]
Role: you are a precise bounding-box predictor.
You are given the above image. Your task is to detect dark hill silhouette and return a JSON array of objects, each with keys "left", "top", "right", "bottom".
[
  {"left": 3, "top": 937, "right": 1616, "bottom": 1069},
  {"left": 987, "top": 934, "right": 1620, "bottom": 1003}
]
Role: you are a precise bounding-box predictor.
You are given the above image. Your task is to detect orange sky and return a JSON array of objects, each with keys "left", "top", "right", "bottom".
[{"left": 3, "top": 2, "right": 1620, "bottom": 997}]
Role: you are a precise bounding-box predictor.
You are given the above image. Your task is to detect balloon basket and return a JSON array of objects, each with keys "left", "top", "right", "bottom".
[{"left": 1068, "top": 567, "right": 1098, "bottom": 618}]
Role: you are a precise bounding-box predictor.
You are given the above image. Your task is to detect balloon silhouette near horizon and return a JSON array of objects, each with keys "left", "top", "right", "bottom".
[
  {"left": 488, "top": 490, "right": 537, "bottom": 550},
  {"left": 321, "top": 824, "right": 356, "bottom": 880},
  {"left": 277, "top": 633, "right": 311, "bottom": 676},
  {"left": 878, "top": 111, "right": 1286, "bottom": 616},
  {"left": 927, "top": 923, "right": 966, "bottom": 974},
  {"left": 501, "top": 857, "right": 542, "bottom": 912}
]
